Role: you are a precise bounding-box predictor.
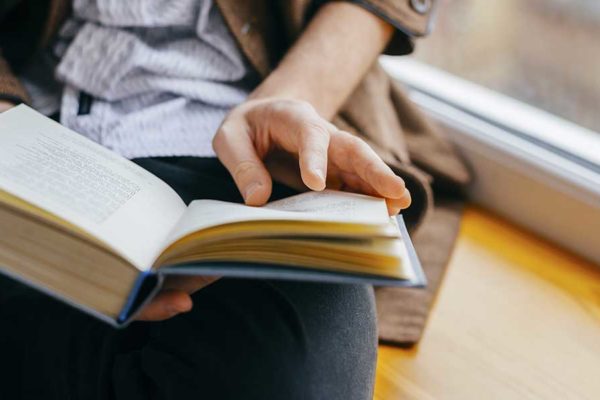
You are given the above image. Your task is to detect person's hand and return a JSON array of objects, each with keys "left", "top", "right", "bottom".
[
  {"left": 136, "top": 276, "right": 219, "bottom": 321},
  {"left": 0, "top": 100, "right": 15, "bottom": 113},
  {"left": 213, "top": 98, "right": 411, "bottom": 215},
  {"left": 137, "top": 98, "right": 411, "bottom": 321}
]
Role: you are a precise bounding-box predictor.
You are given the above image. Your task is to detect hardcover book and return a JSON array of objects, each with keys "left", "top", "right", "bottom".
[{"left": 0, "top": 105, "right": 425, "bottom": 327}]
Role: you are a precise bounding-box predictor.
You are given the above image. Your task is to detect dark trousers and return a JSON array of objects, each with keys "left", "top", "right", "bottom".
[{"left": 0, "top": 157, "right": 378, "bottom": 400}]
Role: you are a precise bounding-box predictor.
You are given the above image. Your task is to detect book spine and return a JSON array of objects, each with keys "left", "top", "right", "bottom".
[
  {"left": 397, "top": 214, "right": 427, "bottom": 287},
  {"left": 116, "top": 271, "right": 163, "bottom": 327}
]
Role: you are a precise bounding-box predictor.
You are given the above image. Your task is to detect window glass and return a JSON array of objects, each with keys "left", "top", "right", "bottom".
[{"left": 414, "top": 0, "right": 600, "bottom": 133}]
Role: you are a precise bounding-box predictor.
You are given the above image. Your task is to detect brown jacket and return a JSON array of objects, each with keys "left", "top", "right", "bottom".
[{"left": 0, "top": 0, "right": 470, "bottom": 345}]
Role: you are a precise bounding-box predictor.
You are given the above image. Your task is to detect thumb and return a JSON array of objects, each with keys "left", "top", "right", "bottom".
[
  {"left": 136, "top": 290, "right": 192, "bottom": 321},
  {"left": 213, "top": 121, "right": 272, "bottom": 206}
]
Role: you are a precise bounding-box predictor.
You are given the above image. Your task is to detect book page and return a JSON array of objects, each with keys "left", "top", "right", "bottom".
[
  {"left": 0, "top": 105, "right": 187, "bottom": 269},
  {"left": 265, "top": 190, "right": 388, "bottom": 218},
  {"left": 164, "top": 190, "right": 394, "bottom": 246}
]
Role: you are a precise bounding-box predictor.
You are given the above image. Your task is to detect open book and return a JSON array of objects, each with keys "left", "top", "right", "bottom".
[{"left": 0, "top": 105, "right": 425, "bottom": 327}]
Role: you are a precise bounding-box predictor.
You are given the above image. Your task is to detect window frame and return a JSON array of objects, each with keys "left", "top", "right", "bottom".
[{"left": 381, "top": 56, "right": 600, "bottom": 265}]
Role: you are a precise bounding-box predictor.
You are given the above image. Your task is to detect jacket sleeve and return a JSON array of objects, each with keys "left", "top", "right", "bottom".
[
  {"left": 281, "top": 0, "right": 437, "bottom": 56},
  {"left": 320, "top": 0, "right": 438, "bottom": 55}
]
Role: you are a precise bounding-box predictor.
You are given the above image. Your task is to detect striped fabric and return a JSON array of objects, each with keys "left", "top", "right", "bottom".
[{"left": 33, "top": 0, "right": 253, "bottom": 158}]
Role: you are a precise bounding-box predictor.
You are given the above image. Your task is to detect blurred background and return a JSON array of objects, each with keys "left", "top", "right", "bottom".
[
  {"left": 382, "top": 0, "right": 600, "bottom": 265},
  {"left": 414, "top": 0, "right": 600, "bottom": 133},
  {"left": 375, "top": 4, "right": 600, "bottom": 397}
]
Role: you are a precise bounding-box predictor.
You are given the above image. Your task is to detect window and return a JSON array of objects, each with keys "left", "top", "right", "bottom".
[
  {"left": 414, "top": 0, "right": 600, "bottom": 134},
  {"left": 380, "top": 0, "right": 600, "bottom": 265}
]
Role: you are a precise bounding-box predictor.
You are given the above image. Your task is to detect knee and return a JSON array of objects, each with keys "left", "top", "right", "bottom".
[
  {"left": 306, "top": 283, "right": 378, "bottom": 351},
  {"left": 277, "top": 282, "right": 378, "bottom": 400},
  {"left": 114, "top": 280, "right": 378, "bottom": 400}
]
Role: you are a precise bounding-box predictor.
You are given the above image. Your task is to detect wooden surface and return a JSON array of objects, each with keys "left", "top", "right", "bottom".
[{"left": 374, "top": 206, "right": 600, "bottom": 400}]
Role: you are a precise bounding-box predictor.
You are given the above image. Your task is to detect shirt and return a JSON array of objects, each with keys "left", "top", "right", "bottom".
[{"left": 24, "top": 0, "right": 254, "bottom": 158}]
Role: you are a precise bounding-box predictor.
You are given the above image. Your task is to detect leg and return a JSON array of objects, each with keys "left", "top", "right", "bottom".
[
  {"left": 114, "top": 279, "right": 377, "bottom": 400},
  {"left": 129, "top": 157, "right": 378, "bottom": 398},
  {"left": 0, "top": 275, "right": 377, "bottom": 400},
  {"left": 0, "top": 157, "right": 378, "bottom": 399}
]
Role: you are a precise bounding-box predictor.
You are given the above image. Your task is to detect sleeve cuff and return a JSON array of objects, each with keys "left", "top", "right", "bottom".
[{"left": 321, "top": 0, "right": 438, "bottom": 55}]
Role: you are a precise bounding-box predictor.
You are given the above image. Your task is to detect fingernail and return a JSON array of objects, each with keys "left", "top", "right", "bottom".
[
  {"left": 244, "top": 182, "right": 262, "bottom": 201},
  {"left": 311, "top": 168, "right": 326, "bottom": 191},
  {"left": 314, "top": 168, "right": 326, "bottom": 182}
]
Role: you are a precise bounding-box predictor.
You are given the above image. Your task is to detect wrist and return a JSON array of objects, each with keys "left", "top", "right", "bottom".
[
  {"left": 249, "top": 79, "right": 329, "bottom": 120},
  {"left": 249, "top": 77, "right": 311, "bottom": 105}
]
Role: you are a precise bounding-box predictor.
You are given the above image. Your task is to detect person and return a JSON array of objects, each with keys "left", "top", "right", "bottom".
[{"left": 0, "top": 1, "right": 445, "bottom": 399}]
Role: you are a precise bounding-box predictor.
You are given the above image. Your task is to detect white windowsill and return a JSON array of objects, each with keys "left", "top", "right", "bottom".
[{"left": 380, "top": 57, "right": 600, "bottom": 265}]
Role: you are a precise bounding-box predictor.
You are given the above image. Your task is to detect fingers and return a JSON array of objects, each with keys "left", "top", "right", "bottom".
[
  {"left": 336, "top": 169, "right": 379, "bottom": 196},
  {"left": 135, "top": 276, "right": 220, "bottom": 322},
  {"left": 385, "top": 189, "right": 411, "bottom": 215},
  {"left": 264, "top": 151, "right": 306, "bottom": 191},
  {"left": 329, "top": 130, "right": 406, "bottom": 199},
  {"left": 297, "top": 120, "right": 330, "bottom": 191},
  {"left": 213, "top": 119, "right": 273, "bottom": 206},
  {"left": 336, "top": 169, "right": 411, "bottom": 215},
  {"left": 136, "top": 290, "right": 192, "bottom": 321},
  {"left": 213, "top": 98, "right": 411, "bottom": 213},
  {"left": 264, "top": 100, "right": 332, "bottom": 191},
  {"left": 163, "top": 275, "right": 220, "bottom": 294},
  {"left": 214, "top": 99, "right": 331, "bottom": 202}
]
